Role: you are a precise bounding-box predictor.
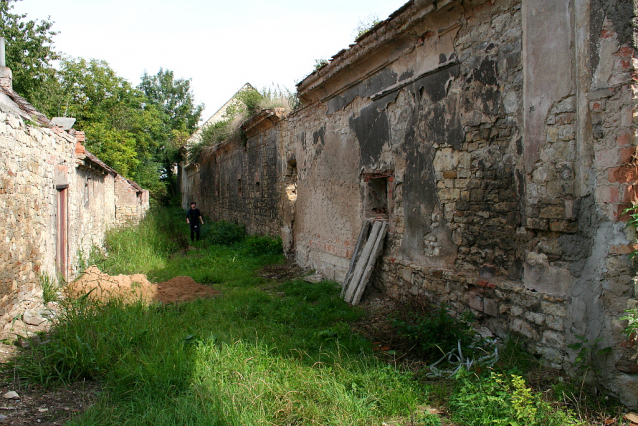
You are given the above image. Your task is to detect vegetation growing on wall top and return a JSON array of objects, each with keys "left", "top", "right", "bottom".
[
  {"left": 188, "top": 85, "right": 298, "bottom": 163},
  {"left": 354, "top": 14, "right": 381, "bottom": 41}
]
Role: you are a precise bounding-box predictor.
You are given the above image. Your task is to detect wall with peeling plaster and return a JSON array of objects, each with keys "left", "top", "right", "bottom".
[{"left": 189, "top": 0, "right": 638, "bottom": 405}]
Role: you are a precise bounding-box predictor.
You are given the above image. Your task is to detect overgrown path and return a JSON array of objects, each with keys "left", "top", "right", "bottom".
[{"left": 0, "top": 208, "right": 626, "bottom": 425}]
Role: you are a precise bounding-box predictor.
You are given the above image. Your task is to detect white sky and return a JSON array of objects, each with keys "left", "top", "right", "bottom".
[{"left": 14, "top": 0, "right": 408, "bottom": 121}]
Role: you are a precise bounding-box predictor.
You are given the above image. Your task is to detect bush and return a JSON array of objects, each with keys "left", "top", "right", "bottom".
[
  {"left": 449, "top": 369, "right": 584, "bottom": 425},
  {"left": 204, "top": 221, "right": 246, "bottom": 246},
  {"left": 241, "top": 235, "right": 283, "bottom": 256},
  {"left": 392, "top": 303, "right": 479, "bottom": 362}
]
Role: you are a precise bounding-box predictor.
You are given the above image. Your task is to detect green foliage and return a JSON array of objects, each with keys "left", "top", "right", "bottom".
[
  {"left": 314, "top": 58, "right": 329, "bottom": 70},
  {"left": 567, "top": 335, "right": 612, "bottom": 376},
  {"left": 39, "top": 273, "right": 59, "bottom": 304},
  {"left": 417, "top": 413, "right": 443, "bottom": 425},
  {"left": 495, "top": 336, "right": 539, "bottom": 373},
  {"left": 392, "top": 304, "right": 479, "bottom": 362},
  {"left": 189, "top": 85, "right": 298, "bottom": 163},
  {"left": 354, "top": 14, "right": 381, "bottom": 41},
  {"left": 622, "top": 307, "right": 638, "bottom": 341},
  {"left": 138, "top": 68, "right": 203, "bottom": 134},
  {"left": 53, "top": 57, "right": 166, "bottom": 189},
  {"left": 10, "top": 211, "right": 428, "bottom": 425},
  {"left": 0, "top": 0, "right": 59, "bottom": 111},
  {"left": 234, "top": 87, "right": 263, "bottom": 116},
  {"left": 623, "top": 203, "right": 638, "bottom": 259},
  {"left": 11, "top": 206, "right": 605, "bottom": 425},
  {"left": 190, "top": 118, "right": 235, "bottom": 162},
  {"left": 93, "top": 207, "right": 184, "bottom": 276},
  {"left": 138, "top": 68, "right": 204, "bottom": 198},
  {"left": 240, "top": 235, "right": 283, "bottom": 256},
  {"left": 203, "top": 220, "right": 246, "bottom": 246},
  {"left": 449, "top": 369, "right": 584, "bottom": 426}
]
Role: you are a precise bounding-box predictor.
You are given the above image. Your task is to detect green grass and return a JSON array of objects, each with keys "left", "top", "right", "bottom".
[{"left": 7, "top": 207, "right": 598, "bottom": 425}]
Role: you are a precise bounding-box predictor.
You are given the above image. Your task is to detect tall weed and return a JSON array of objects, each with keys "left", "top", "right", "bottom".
[
  {"left": 449, "top": 369, "right": 584, "bottom": 426},
  {"left": 94, "top": 207, "right": 184, "bottom": 276}
]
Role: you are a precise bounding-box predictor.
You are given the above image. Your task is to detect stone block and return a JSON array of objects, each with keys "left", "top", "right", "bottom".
[
  {"left": 540, "top": 301, "right": 567, "bottom": 317},
  {"left": 525, "top": 311, "right": 545, "bottom": 325},
  {"left": 524, "top": 252, "right": 573, "bottom": 297},
  {"left": 545, "top": 314, "right": 564, "bottom": 331},
  {"left": 540, "top": 346, "right": 564, "bottom": 368},
  {"left": 511, "top": 304, "right": 523, "bottom": 316},
  {"left": 526, "top": 218, "right": 549, "bottom": 230},
  {"left": 549, "top": 220, "right": 578, "bottom": 233},
  {"left": 510, "top": 318, "right": 539, "bottom": 340},
  {"left": 484, "top": 298, "right": 498, "bottom": 316},
  {"left": 542, "top": 330, "right": 566, "bottom": 349},
  {"left": 401, "top": 267, "right": 413, "bottom": 284},
  {"left": 539, "top": 205, "right": 565, "bottom": 219},
  {"left": 469, "top": 292, "right": 483, "bottom": 312}
]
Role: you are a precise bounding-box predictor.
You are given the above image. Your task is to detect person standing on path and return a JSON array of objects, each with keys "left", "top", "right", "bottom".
[{"left": 186, "top": 202, "right": 204, "bottom": 242}]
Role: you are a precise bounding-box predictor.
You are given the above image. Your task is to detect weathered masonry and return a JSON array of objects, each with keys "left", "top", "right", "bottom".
[
  {"left": 184, "top": 0, "right": 638, "bottom": 404},
  {"left": 0, "top": 65, "right": 149, "bottom": 337}
]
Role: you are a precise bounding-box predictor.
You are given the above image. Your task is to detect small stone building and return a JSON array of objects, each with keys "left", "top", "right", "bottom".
[
  {"left": 184, "top": 0, "right": 638, "bottom": 405},
  {"left": 0, "top": 65, "right": 149, "bottom": 336}
]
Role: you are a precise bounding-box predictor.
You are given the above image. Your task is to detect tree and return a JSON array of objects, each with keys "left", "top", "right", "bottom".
[
  {"left": 138, "top": 68, "right": 203, "bottom": 134},
  {"left": 138, "top": 69, "right": 204, "bottom": 195},
  {"left": 0, "top": 0, "right": 59, "bottom": 112},
  {"left": 55, "top": 57, "right": 166, "bottom": 196}
]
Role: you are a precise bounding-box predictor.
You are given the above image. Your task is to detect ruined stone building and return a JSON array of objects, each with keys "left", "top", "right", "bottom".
[
  {"left": 180, "top": 83, "right": 255, "bottom": 210},
  {"left": 182, "top": 0, "right": 638, "bottom": 404},
  {"left": 0, "top": 65, "right": 149, "bottom": 336}
]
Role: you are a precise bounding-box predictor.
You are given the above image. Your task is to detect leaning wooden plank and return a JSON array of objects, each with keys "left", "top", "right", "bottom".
[
  {"left": 344, "top": 221, "right": 380, "bottom": 303},
  {"left": 351, "top": 222, "right": 388, "bottom": 306},
  {"left": 341, "top": 220, "right": 371, "bottom": 297},
  {"left": 344, "top": 221, "right": 382, "bottom": 303}
]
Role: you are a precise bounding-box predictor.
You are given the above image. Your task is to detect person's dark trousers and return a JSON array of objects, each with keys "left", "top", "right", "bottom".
[{"left": 190, "top": 223, "right": 200, "bottom": 241}]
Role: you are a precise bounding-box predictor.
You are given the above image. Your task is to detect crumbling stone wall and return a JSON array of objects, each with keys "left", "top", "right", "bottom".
[
  {"left": 114, "top": 175, "right": 150, "bottom": 226},
  {"left": 197, "top": 115, "right": 282, "bottom": 236},
  {"left": 288, "top": 0, "right": 638, "bottom": 405},
  {"left": 0, "top": 112, "right": 72, "bottom": 322},
  {"left": 188, "top": 0, "right": 638, "bottom": 405},
  {"left": 0, "top": 113, "right": 113, "bottom": 330},
  {"left": 0, "top": 110, "right": 149, "bottom": 338}
]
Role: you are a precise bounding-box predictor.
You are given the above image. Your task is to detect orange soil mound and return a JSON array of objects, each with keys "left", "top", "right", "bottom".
[{"left": 67, "top": 266, "right": 219, "bottom": 304}]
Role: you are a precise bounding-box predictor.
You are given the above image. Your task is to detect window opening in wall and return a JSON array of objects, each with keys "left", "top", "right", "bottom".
[
  {"left": 285, "top": 159, "right": 298, "bottom": 202},
  {"left": 362, "top": 172, "right": 393, "bottom": 220},
  {"left": 84, "top": 176, "right": 91, "bottom": 207},
  {"left": 238, "top": 178, "right": 243, "bottom": 197}
]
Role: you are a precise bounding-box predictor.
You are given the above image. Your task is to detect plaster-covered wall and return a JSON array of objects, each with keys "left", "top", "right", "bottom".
[{"left": 187, "top": 0, "right": 638, "bottom": 405}]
